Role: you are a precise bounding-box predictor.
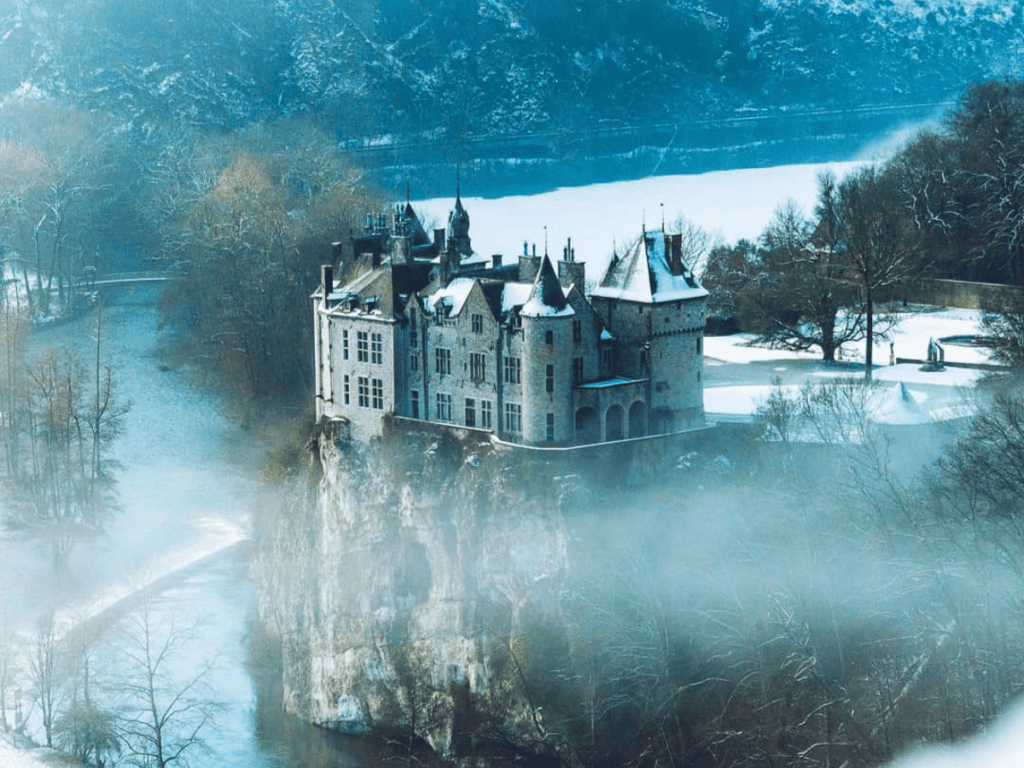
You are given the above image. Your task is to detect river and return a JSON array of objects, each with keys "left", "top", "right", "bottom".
[{"left": 4, "top": 283, "right": 364, "bottom": 766}]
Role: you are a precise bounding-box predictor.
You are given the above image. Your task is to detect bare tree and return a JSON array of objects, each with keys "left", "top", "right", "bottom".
[
  {"left": 27, "top": 610, "right": 63, "bottom": 748},
  {"left": 755, "top": 376, "right": 801, "bottom": 443},
  {"left": 835, "top": 166, "right": 915, "bottom": 379},
  {"left": 740, "top": 195, "right": 870, "bottom": 362},
  {"left": 114, "top": 601, "right": 220, "bottom": 768},
  {"left": 55, "top": 625, "right": 120, "bottom": 767},
  {"left": 0, "top": 615, "right": 19, "bottom": 732},
  {"left": 0, "top": 286, "right": 28, "bottom": 477},
  {"left": 1, "top": 102, "right": 115, "bottom": 316},
  {"left": 14, "top": 333, "right": 127, "bottom": 567}
]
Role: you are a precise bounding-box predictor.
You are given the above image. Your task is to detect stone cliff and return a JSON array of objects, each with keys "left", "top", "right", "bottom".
[{"left": 253, "top": 422, "right": 586, "bottom": 763}]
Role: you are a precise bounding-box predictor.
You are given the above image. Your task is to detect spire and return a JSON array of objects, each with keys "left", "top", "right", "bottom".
[
  {"left": 447, "top": 176, "right": 471, "bottom": 256},
  {"left": 526, "top": 254, "right": 567, "bottom": 312}
]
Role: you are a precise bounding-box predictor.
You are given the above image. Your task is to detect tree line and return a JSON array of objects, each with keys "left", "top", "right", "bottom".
[
  {"left": 0, "top": 301, "right": 128, "bottom": 569},
  {"left": 703, "top": 80, "right": 1024, "bottom": 370},
  {"left": 0, "top": 600, "right": 219, "bottom": 768},
  {"left": 0, "top": 98, "right": 386, "bottom": 418}
]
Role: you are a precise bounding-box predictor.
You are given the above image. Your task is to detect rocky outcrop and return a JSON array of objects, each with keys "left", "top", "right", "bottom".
[{"left": 253, "top": 424, "right": 578, "bottom": 762}]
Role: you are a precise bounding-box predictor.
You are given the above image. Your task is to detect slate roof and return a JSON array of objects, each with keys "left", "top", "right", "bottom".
[{"left": 591, "top": 229, "right": 709, "bottom": 303}]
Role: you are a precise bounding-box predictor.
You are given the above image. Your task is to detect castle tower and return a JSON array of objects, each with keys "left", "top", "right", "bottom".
[
  {"left": 519, "top": 256, "right": 575, "bottom": 444},
  {"left": 590, "top": 228, "right": 708, "bottom": 434}
]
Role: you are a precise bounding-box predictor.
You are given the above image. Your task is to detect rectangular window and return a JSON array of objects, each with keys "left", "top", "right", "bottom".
[
  {"left": 503, "top": 356, "right": 521, "bottom": 384},
  {"left": 504, "top": 402, "right": 522, "bottom": 433},
  {"left": 601, "top": 346, "right": 613, "bottom": 371},
  {"left": 436, "top": 393, "right": 452, "bottom": 422},
  {"left": 546, "top": 413, "right": 555, "bottom": 442},
  {"left": 371, "top": 333, "right": 383, "bottom": 364},
  {"left": 546, "top": 364, "right": 554, "bottom": 393},
  {"left": 481, "top": 400, "right": 493, "bottom": 429},
  {"left": 357, "top": 331, "right": 369, "bottom": 362},
  {"left": 545, "top": 329, "right": 553, "bottom": 345},
  {"left": 411, "top": 390, "right": 420, "bottom": 419},
  {"left": 435, "top": 347, "right": 452, "bottom": 376},
  {"left": 573, "top": 357, "right": 584, "bottom": 384},
  {"left": 472, "top": 313, "right": 483, "bottom": 333},
  {"left": 410, "top": 324, "right": 418, "bottom": 348},
  {"left": 371, "top": 378, "right": 384, "bottom": 410},
  {"left": 342, "top": 330, "right": 349, "bottom": 360},
  {"left": 411, "top": 353, "right": 419, "bottom": 372},
  {"left": 465, "top": 398, "right": 476, "bottom": 427},
  {"left": 470, "top": 352, "right": 486, "bottom": 383},
  {"left": 572, "top": 320, "right": 582, "bottom": 344},
  {"left": 357, "top": 376, "right": 370, "bottom": 407},
  {"left": 343, "top": 375, "right": 350, "bottom": 405},
  {"left": 697, "top": 335, "right": 702, "bottom": 354}
]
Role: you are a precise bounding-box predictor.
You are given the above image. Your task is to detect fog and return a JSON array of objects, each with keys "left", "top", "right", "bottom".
[{"left": 3, "top": 0, "right": 1024, "bottom": 763}]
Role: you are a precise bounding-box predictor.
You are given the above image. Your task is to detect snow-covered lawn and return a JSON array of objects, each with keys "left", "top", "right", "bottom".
[
  {"left": 704, "top": 307, "right": 991, "bottom": 424},
  {"left": 0, "top": 741, "right": 76, "bottom": 768}
]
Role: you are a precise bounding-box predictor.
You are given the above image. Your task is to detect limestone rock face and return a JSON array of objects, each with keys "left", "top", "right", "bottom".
[{"left": 253, "top": 427, "right": 571, "bottom": 760}]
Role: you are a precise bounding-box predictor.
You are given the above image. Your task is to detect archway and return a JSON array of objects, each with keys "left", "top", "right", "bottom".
[
  {"left": 575, "top": 407, "right": 599, "bottom": 444},
  {"left": 606, "top": 405, "right": 624, "bottom": 441},
  {"left": 628, "top": 401, "right": 646, "bottom": 438}
]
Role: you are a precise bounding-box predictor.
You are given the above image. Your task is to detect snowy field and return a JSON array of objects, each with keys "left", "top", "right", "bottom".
[
  {"left": 703, "top": 307, "right": 990, "bottom": 424},
  {"left": 416, "top": 161, "right": 867, "bottom": 279}
]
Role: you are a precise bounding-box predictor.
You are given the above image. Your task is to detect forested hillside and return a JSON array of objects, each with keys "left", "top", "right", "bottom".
[{"left": 1, "top": 0, "right": 1021, "bottom": 141}]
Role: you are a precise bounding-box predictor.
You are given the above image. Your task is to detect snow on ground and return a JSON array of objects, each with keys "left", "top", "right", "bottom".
[
  {"left": 0, "top": 741, "right": 75, "bottom": 768},
  {"left": 704, "top": 307, "right": 990, "bottom": 424},
  {"left": 886, "top": 695, "right": 1024, "bottom": 768},
  {"left": 416, "top": 162, "right": 993, "bottom": 426},
  {"left": 416, "top": 161, "right": 866, "bottom": 279}
]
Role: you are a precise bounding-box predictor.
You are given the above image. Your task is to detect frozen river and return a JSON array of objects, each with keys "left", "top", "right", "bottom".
[{"left": 3, "top": 284, "right": 362, "bottom": 766}]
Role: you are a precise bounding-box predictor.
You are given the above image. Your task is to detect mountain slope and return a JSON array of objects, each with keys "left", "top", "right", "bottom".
[{"left": 1, "top": 1, "right": 1021, "bottom": 144}]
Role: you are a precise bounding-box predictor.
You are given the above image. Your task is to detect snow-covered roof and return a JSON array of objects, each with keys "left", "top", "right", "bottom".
[
  {"left": 425, "top": 277, "right": 476, "bottom": 317},
  {"left": 501, "top": 282, "right": 532, "bottom": 313},
  {"left": 521, "top": 255, "right": 575, "bottom": 318},
  {"left": 591, "top": 228, "right": 709, "bottom": 303}
]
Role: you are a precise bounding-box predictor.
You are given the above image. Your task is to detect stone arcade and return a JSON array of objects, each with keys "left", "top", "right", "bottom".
[{"left": 312, "top": 192, "right": 708, "bottom": 446}]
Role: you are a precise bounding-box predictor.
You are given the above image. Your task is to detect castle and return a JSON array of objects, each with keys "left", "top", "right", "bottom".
[{"left": 312, "top": 191, "right": 708, "bottom": 446}]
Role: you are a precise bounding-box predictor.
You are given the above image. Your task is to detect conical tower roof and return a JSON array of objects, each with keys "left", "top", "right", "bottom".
[{"left": 521, "top": 255, "right": 572, "bottom": 317}]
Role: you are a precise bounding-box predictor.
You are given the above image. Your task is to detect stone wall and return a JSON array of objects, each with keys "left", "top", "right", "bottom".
[{"left": 899, "top": 278, "right": 1020, "bottom": 310}]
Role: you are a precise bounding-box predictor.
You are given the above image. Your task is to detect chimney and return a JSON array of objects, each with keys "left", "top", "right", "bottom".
[
  {"left": 668, "top": 233, "right": 683, "bottom": 274},
  {"left": 492, "top": 253, "right": 503, "bottom": 268},
  {"left": 558, "top": 237, "right": 584, "bottom": 289},
  {"left": 321, "top": 264, "right": 333, "bottom": 305},
  {"left": 439, "top": 241, "right": 458, "bottom": 284}
]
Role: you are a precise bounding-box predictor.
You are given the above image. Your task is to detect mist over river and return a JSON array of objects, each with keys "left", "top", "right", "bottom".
[{"left": 2, "top": 284, "right": 362, "bottom": 766}]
